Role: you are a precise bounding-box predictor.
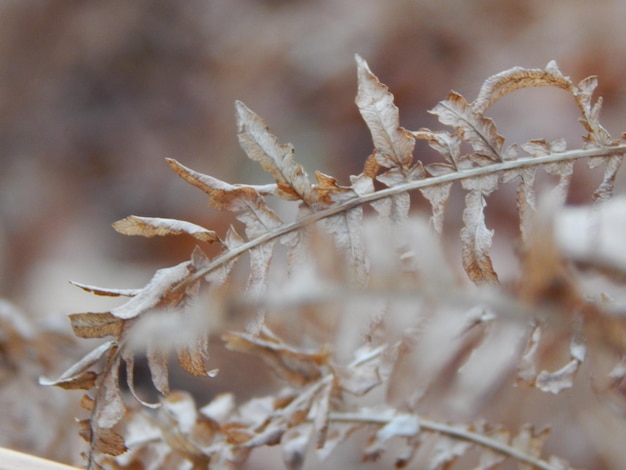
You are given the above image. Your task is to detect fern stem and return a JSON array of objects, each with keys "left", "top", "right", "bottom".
[
  {"left": 181, "top": 144, "right": 626, "bottom": 288},
  {"left": 328, "top": 411, "right": 561, "bottom": 470}
]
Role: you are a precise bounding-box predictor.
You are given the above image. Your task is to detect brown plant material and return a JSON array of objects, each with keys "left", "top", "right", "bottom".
[{"left": 43, "top": 56, "right": 626, "bottom": 469}]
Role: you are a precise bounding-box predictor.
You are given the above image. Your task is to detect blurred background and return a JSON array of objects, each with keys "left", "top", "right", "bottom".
[
  {"left": 2, "top": 0, "right": 626, "bottom": 466},
  {"left": 2, "top": 0, "right": 626, "bottom": 317}
]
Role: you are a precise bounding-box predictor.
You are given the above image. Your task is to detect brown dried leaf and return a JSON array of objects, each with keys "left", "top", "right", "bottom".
[
  {"left": 177, "top": 333, "right": 210, "bottom": 376},
  {"left": 111, "top": 260, "right": 194, "bottom": 320},
  {"left": 355, "top": 54, "right": 415, "bottom": 169},
  {"left": 93, "top": 427, "right": 127, "bottom": 457},
  {"left": 414, "top": 129, "right": 462, "bottom": 169},
  {"left": 420, "top": 183, "right": 452, "bottom": 234},
  {"left": 324, "top": 207, "right": 368, "bottom": 285},
  {"left": 113, "top": 215, "right": 219, "bottom": 243},
  {"left": 430, "top": 92, "right": 510, "bottom": 163},
  {"left": 334, "top": 360, "right": 381, "bottom": 396},
  {"left": 167, "top": 158, "right": 283, "bottom": 241},
  {"left": 592, "top": 154, "right": 624, "bottom": 201},
  {"left": 69, "top": 281, "right": 139, "bottom": 297},
  {"left": 95, "top": 353, "right": 125, "bottom": 429},
  {"left": 69, "top": 312, "right": 123, "bottom": 339},
  {"left": 460, "top": 175, "right": 499, "bottom": 284},
  {"left": 147, "top": 343, "right": 170, "bottom": 396},
  {"left": 517, "top": 323, "right": 542, "bottom": 386},
  {"left": 121, "top": 349, "right": 161, "bottom": 408},
  {"left": 39, "top": 340, "right": 116, "bottom": 390},
  {"left": 472, "top": 61, "right": 573, "bottom": 114},
  {"left": 574, "top": 75, "right": 614, "bottom": 147},
  {"left": 236, "top": 100, "right": 314, "bottom": 203},
  {"left": 223, "top": 330, "right": 328, "bottom": 386}
]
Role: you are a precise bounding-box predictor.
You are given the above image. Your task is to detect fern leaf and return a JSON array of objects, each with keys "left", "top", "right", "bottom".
[
  {"left": 112, "top": 215, "right": 219, "bottom": 243},
  {"left": 110, "top": 260, "right": 195, "bottom": 320},
  {"left": 430, "top": 91, "right": 514, "bottom": 163},
  {"left": 236, "top": 100, "right": 314, "bottom": 204},
  {"left": 472, "top": 61, "right": 573, "bottom": 113},
  {"left": 460, "top": 175, "right": 499, "bottom": 284},
  {"left": 355, "top": 54, "right": 415, "bottom": 170}
]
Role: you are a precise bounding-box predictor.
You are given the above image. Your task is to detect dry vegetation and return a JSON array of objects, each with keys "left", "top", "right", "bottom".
[
  {"left": 3, "top": 2, "right": 626, "bottom": 470},
  {"left": 34, "top": 56, "right": 626, "bottom": 469}
]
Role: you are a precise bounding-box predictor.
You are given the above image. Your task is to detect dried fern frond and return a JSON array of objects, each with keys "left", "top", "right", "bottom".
[{"left": 44, "top": 56, "right": 626, "bottom": 469}]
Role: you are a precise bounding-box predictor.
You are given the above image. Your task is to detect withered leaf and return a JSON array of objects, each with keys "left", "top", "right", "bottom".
[
  {"left": 40, "top": 340, "right": 116, "bottom": 390},
  {"left": 223, "top": 330, "right": 328, "bottom": 386},
  {"left": 430, "top": 92, "right": 511, "bottom": 163},
  {"left": 147, "top": 343, "right": 170, "bottom": 396},
  {"left": 95, "top": 353, "right": 125, "bottom": 429},
  {"left": 111, "top": 260, "right": 194, "bottom": 320},
  {"left": 177, "top": 333, "right": 210, "bottom": 376},
  {"left": 93, "top": 427, "right": 128, "bottom": 457},
  {"left": 355, "top": 54, "right": 415, "bottom": 170},
  {"left": 69, "top": 312, "right": 123, "bottom": 339},
  {"left": 122, "top": 349, "right": 161, "bottom": 408},
  {"left": 236, "top": 100, "right": 314, "bottom": 204},
  {"left": 69, "top": 281, "right": 140, "bottom": 297},
  {"left": 113, "top": 215, "right": 219, "bottom": 243},
  {"left": 460, "top": 175, "right": 499, "bottom": 285},
  {"left": 472, "top": 61, "right": 573, "bottom": 114}
]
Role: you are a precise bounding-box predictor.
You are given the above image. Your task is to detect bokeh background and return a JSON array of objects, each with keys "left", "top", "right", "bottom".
[{"left": 2, "top": 0, "right": 626, "bottom": 467}]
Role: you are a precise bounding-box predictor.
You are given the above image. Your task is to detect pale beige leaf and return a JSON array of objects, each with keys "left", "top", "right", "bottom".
[
  {"left": 592, "top": 154, "right": 624, "bottom": 201},
  {"left": 69, "top": 312, "right": 123, "bottom": 339},
  {"left": 236, "top": 100, "right": 314, "bottom": 203},
  {"left": 246, "top": 243, "right": 275, "bottom": 297},
  {"left": 370, "top": 193, "right": 411, "bottom": 225},
  {"left": 147, "top": 342, "right": 170, "bottom": 396},
  {"left": 112, "top": 215, "right": 219, "bottom": 243},
  {"left": 324, "top": 207, "right": 368, "bottom": 285},
  {"left": 313, "top": 381, "right": 332, "bottom": 449},
  {"left": 517, "top": 323, "right": 541, "bottom": 386},
  {"left": 574, "top": 76, "right": 614, "bottom": 147},
  {"left": 536, "top": 360, "right": 580, "bottom": 394},
  {"left": 39, "top": 340, "right": 116, "bottom": 390},
  {"left": 460, "top": 175, "right": 499, "bottom": 284},
  {"left": 121, "top": 348, "right": 161, "bottom": 408},
  {"left": 414, "top": 129, "right": 462, "bottom": 168},
  {"left": 420, "top": 183, "right": 452, "bottom": 234},
  {"left": 95, "top": 354, "right": 126, "bottom": 429},
  {"left": 473, "top": 61, "right": 573, "bottom": 114},
  {"left": 430, "top": 92, "right": 508, "bottom": 163},
  {"left": 334, "top": 359, "right": 381, "bottom": 396},
  {"left": 177, "top": 333, "right": 210, "bottom": 376},
  {"left": 111, "top": 260, "right": 194, "bottom": 320},
  {"left": 377, "top": 413, "right": 420, "bottom": 442},
  {"left": 223, "top": 330, "right": 328, "bottom": 386},
  {"left": 355, "top": 54, "right": 415, "bottom": 169},
  {"left": 200, "top": 393, "right": 236, "bottom": 423},
  {"left": 69, "top": 281, "right": 139, "bottom": 297},
  {"left": 167, "top": 157, "right": 277, "bottom": 205}
]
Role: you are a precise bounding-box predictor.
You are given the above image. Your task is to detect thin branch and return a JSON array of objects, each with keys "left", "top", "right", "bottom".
[
  {"left": 178, "top": 143, "right": 626, "bottom": 289},
  {"left": 328, "top": 412, "right": 562, "bottom": 470}
]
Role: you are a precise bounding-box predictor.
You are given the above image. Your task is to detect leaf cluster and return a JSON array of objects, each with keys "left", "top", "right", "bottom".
[{"left": 44, "top": 56, "right": 626, "bottom": 469}]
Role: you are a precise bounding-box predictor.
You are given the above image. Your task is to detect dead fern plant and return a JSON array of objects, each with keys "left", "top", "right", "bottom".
[{"left": 43, "top": 56, "right": 626, "bottom": 469}]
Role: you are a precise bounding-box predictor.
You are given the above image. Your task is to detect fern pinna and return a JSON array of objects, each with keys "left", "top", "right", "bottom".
[{"left": 43, "top": 56, "right": 626, "bottom": 469}]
